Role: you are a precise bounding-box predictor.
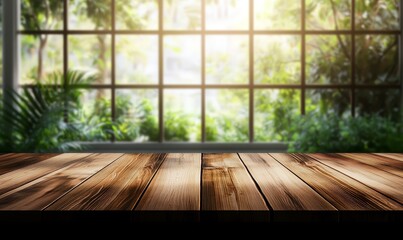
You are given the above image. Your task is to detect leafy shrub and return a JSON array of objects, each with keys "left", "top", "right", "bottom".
[{"left": 288, "top": 113, "right": 403, "bottom": 153}]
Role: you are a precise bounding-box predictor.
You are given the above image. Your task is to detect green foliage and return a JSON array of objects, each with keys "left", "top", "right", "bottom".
[
  {"left": 77, "top": 95, "right": 114, "bottom": 142},
  {"left": 164, "top": 111, "right": 193, "bottom": 142},
  {"left": 0, "top": 71, "right": 96, "bottom": 152},
  {"left": 288, "top": 114, "right": 403, "bottom": 153},
  {"left": 71, "top": 0, "right": 111, "bottom": 29},
  {"left": 116, "top": 0, "right": 157, "bottom": 30},
  {"left": 138, "top": 100, "right": 159, "bottom": 141},
  {"left": 20, "top": 0, "right": 63, "bottom": 30}
]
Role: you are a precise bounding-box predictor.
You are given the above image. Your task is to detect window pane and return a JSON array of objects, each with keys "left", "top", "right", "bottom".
[
  {"left": 254, "top": 35, "right": 301, "bottom": 84},
  {"left": 69, "top": 35, "right": 111, "bottom": 84},
  {"left": 115, "top": 89, "right": 159, "bottom": 142},
  {"left": 20, "top": 0, "right": 63, "bottom": 30},
  {"left": 356, "top": 0, "right": 399, "bottom": 30},
  {"left": 355, "top": 35, "right": 399, "bottom": 84},
  {"left": 206, "top": 89, "right": 249, "bottom": 142},
  {"left": 206, "top": 0, "right": 249, "bottom": 30},
  {"left": 255, "top": 89, "right": 300, "bottom": 142},
  {"left": 306, "top": 0, "right": 351, "bottom": 30},
  {"left": 116, "top": 0, "right": 158, "bottom": 30},
  {"left": 164, "top": 36, "right": 201, "bottom": 85},
  {"left": 206, "top": 35, "right": 248, "bottom": 84},
  {"left": 69, "top": 0, "right": 111, "bottom": 30},
  {"left": 164, "top": 0, "right": 201, "bottom": 30},
  {"left": 78, "top": 89, "right": 112, "bottom": 141},
  {"left": 0, "top": 35, "right": 1, "bottom": 84},
  {"left": 306, "top": 89, "right": 351, "bottom": 116},
  {"left": 254, "top": 0, "right": 301, "bottom": 30},
  {"left": 20, "top": 35, "right": 63, "bottom": 84},
  {"left": 0, "top": 0, "right": 2, "bottom": 31},
  {"left": 306, "top": 35, "right": 351, "bottom": 84},
  {"left": 164, "top": 89, "right": 201, "bottom": 142},
  {"left": 116, "top": 35, "right": 158, "bottom": 84},
  {"left": 356, "top": 89, "right": 401, "bottom": 120}
]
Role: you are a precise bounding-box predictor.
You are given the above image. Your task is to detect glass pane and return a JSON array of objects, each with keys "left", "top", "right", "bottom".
[
  {"left": 115, "top": 89, "right": 159, "bottom": 142},
  {"left": 116, "top": 35, "right": 158, "bottom": 84},
  {"left": 164, "top": 0, "right": 201, "bottom": 30},
  {"left": 206, "top": 89, "right": 249, "bottom": 142},
  {"left": 206, "top": 0, "right": 249, "bottom": 30},
  {"left": 20, "top": 0, "right": 63, "bottom": 30},
  {"left": 356, "top": 0, "right": 399, "bottom": 30},
  {"left": 0, "top": 0, "right": 1, "bottom": 84},
  {"left": 356, "top": 89, "right": 401, "bottom": 120},
  {"left": 306, "top": 89, "right": 351, "bottom": 116},
  {"left": 0, "top": 35, "right": 2, "bottom": 85},
  {"left": 0, "top": 0, "right": 2, "bottom": 31},
  {"left": 69, "top": 35, "right": 111, "bottom": 84},
  {"left": 206, "top": 35, "right": 248, "bottom": 84},
  {"left": 306, "top": 35, "right": 351, "bottom": 84},
  {"left": 78, "top": 89, "right": 112, "bottom": 141},
  {"left": 69, "top": 0, "right": 111, "bottom": 30},
  {"left": 164, "top": 89, "right": 201, "bottom": 142},
  {"left": 306, "top": 0, "right": 351, "bottom": 30},
  {"left": 20, "top": 35, "right": 63, "bottom": 84},
  {"left": 254, "top": 0, "right": 301, "bottom": 30},
  {"left": 0, "top": 0, "right": 1, "bottom": 85},
  {"left": 255, "top": 89, "right": 300, "bottom": 142},
  {"left": 164, "top": 36, "right": 201, "bottom": 84},
  {"left": 355, "top": 35, "right": 399, "bottom": 84},
  {"left": 116, "top": 0, "right": 158, "bottom": 30},
  {"left": 254, "top": 35, "right": 301, "bottom": 84}
]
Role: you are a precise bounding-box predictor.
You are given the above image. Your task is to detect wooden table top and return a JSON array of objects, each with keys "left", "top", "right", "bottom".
[{"left": 0, "top": 153, "right": 402, "bottom": 223}]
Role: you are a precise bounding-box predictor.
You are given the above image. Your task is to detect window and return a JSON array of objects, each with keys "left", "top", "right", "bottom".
[
  {"left": 0, "top": 0, "right": 3, "bottom": 111},
  {"left": 17, "top": 0, "right": 402, "bottom": 143}
]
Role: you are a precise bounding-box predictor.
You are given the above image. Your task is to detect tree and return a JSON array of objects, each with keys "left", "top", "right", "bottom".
[{"left": 20, "top": 0, "right": 63, "bottom": 80}]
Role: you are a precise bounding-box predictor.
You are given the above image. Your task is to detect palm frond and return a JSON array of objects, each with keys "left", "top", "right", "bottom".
[{"left": 0, "top": 70, "right": 95, "bottom": 152}]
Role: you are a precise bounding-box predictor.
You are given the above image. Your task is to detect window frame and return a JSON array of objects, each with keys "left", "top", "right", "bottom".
[{"left": 2, "top": 0, "right": 403, "bottom": 150}]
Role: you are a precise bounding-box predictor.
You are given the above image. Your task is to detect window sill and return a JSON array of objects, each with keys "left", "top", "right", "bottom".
[{"left": 79, "top": 142, "right": 288, "bottom": 153}]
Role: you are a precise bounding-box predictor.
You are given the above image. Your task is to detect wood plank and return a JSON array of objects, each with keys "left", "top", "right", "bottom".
[
  {"left": 374, "top": 153, "right": 403, "bottom": 162},
  {"left": 0, "top": 153, "right": 92, "bottom": 196},
  {"left": 239, "top": 153, "right": 335, "bottom": 210},
  {"left": 201, "top": 153, "right": 268, "bottom": 211},
  {"left": 309, "top": 153, "right": 403, "bottom": 205},
  {"left": 270, "top": 153, "right": 403, "bottom": 210},
  {"left": 0, "top": 153, "right": 122, "bottom": 210},
  {"left": 47, "top": 153, "right": 166, "bottom": 210},
  {"left": 337, "top": 153, "right": 403, "bottom": 178},
  {"left": 0, "top": 153, "right": 59, "bottom": 175},
  {"left": 136, "top": 153, "right": 201, "bottom": 210}
]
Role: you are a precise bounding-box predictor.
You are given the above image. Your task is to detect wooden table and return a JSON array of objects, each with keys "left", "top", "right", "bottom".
[{"left": 0, "top": 153, "right": 402, "bottom": 223}]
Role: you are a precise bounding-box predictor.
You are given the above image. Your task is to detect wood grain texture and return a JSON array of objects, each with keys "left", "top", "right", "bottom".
[
  {"left": 270, "top": 153, "right": 403, "bottom": 210},
  {"left": 337, "top": 153, "right": 403, "bottom": 178},
  {"left": 374, "top": 153, "right": 403, "bottom": 162},
  {"left": 202, "top": 153, "right": 268, "bottom": 211},
  {"left": 0, "top": 153, "right": 92, "bottom": 196},
  {"left": 0, "top": 153, "right": 122, "bottom": 210},
  {"left": 310, "top": 153, "right": 403, "bottom": 205},
  {"left": 47, "top": 153, "right": 166, "bottom": 210},
  {"left": 0, "top": 153, "right": 58, "bottom": 175},
  {"left": 240, "top": 153, "right": 335, "bottom": 210},
  {"left": 136, "top": 153, "right": 201, "bottom": 210}
]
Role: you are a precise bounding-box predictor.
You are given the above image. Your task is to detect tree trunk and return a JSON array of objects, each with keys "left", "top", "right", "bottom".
[
  {"left": 96, "top": 35, "right": 107, "bottom": 100},
  {"left": 37, "top": 35, "right": 48, "bottom": 81}
]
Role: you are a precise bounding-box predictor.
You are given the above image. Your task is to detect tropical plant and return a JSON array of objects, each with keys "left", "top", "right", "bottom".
[
  {"left": 0, "top": 71, "right": 97, "bottom": 152},
  {"left": 288, "top": 113, "right": 403, "bottom": 153}
]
